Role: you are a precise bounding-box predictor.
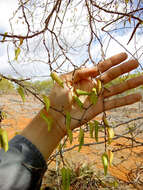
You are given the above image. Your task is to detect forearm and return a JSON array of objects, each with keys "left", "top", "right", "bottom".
[{"left": 21, "top": 108, "right": 66, "bottom": 160}]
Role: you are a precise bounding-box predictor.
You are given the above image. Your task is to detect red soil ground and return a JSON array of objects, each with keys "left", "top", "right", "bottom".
[{"left": 1, "top": 94, "right": 143, "bottom": 188}]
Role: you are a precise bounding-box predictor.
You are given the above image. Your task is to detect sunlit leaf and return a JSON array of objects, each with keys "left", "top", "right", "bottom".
[
  {"left": 50, "top": 72, "right": 64, "bottom": 88},
  {"left": 76, "top": 89, "right": 90, "bottom": 96},
  {"left": 102, "top": 152, "right": 108, "bottom": 176},
  {"left": 17, "top": 86, "right": 25, "bottom": 103},
  {"left": 14, "top": 47, "right": 21, "bottom": 61},
  {"left": 90, "top": 92, "right": 98, "bottom": 105},
  {"left": 73, "top": 95, "right": 83, "bottom": 109},
  {"left": 2, "top": 32, "right": 8, "bottom": 42},
  {"left": 96, "top": 79, "right": 102, "bottom": 94},
  {"left": 1, "top": 111, "right": 7, "bottom": 119},
  {"left": 40, "top": 111, "right": 53, "bottom": 131},
  {"left": 42, "top": 95, "right": 50, "bottom": 112},
  {"left": 107, "top": 127, "right": 114, "bottom": 144},
  {"left": 103, "top": 115, "right": 109, "bottom": 127},
  {"left": 0, "top": 129, "right": 9, "bottom": 152}
]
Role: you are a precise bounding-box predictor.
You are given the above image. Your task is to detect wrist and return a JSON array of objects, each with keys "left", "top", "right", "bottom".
[{"left": 21, "top": 107, "right": 66, "bottom": 160}]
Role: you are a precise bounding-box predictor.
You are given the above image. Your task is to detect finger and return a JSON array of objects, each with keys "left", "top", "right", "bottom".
[
  {"left": 100, "top": 59, "right": 139, "bottom": 84},
  {"left": 83, "top": 93, "right": 141, "bottom": 123},
  {"left": 104, "top": 93, "right": 141, "bottom": 111},
  {"left": 104, "top": 75, "right": 143, "bottom": 98},
  {"left": 73, "top": 52, "right": 127, "bottom": 82}
]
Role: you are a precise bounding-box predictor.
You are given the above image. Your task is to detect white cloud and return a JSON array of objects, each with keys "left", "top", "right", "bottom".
[
  {"left": 0, "top": 0, "right": 18, "bottom": 30},
  {"left": 0, "top": 0, "right": 143, "bottom": 80}
]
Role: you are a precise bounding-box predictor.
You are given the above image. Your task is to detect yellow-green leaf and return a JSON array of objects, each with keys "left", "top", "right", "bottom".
[
  {"left": 0, "top": 129, "right": 9, "bottom": 152},
  {"left": 66, "top": 112, "right": 73, "bottom": 144},
  {"left": 103, "top": 115, "right": 109, "bottom": 127},
  {"left": 73, "top": 95, "right": 83, "bottom": 109},
  {"left": 61, "top": 167, "right": 71, "bottom": 190},
  {"left": 90, "top": 92, "right": 98, "bottom": 105},
  {"left": 17, "top": 86, "right": 25, "bottom": 103},
  {"left": 66, "top": 112, "right": 71, "bottom": 130},
  {"left": 42, "top": 95, "right": 50, "bottom": 112},
  {"left": 76, "top": 89, "right": 90, "bottom": 96},
  {"left": 1, "top": 111, "right": 7, "bottom": 120},
  {"left": 14, "top": 47, "right": 21, "bottom": 61},
  {"left": 50, "top": 72, "right": 64, "bottom": 88},
  {"left": 92, "top": 87, "right": 97, "bottom": 94},
  {"left": 107, "top": 127, "right": 114, "bottom": 144},
  {"left": 78, "top": 128, "right": 84, "bottom": 152},
  {"left": 67, "top": 129, "right": 73, "bottom": 144},
  {"left": 89, "top": 122, "right": 94, "bottom": 138},
  {"left": 40, "top": 111, "right": 53, "bottom": 131},
  {"left": 2, "top": 32, "right": 8, "bottom": 42},
  {"left": 102, "top": 152, "right": 108, "bottom": 176}
]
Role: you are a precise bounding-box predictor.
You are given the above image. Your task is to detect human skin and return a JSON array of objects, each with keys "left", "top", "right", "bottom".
[{"left": 21, "top": 52, "right": 143, "bottom": 160}]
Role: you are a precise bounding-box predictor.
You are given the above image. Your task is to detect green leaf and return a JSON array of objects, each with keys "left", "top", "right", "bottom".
[
  {"left": 50, "top": 72, "right": 64, "bottom": 88},
  {"left": 61, "top": 167, "right": 71, "bottom": 190},
  {"left": 94, "top": 120, "right": 99, "bottom": 142},
  {"left": 88, "top": 122, "right": 94, "bottom": 138},
  {"left": 0, "top": 129, "right": 9, "bottom": 152},
  {"left": 73, "top": 95, "right": 83, "bottom": 109},
  {"left": 92, "top": 87, "right": 97, "bottom": 94},
  {"left": 42, "top": 95, "right": 50, "bottom": 112},
  {"left": 107, "top": 127, "right": 114, "bottom": 144},
  {"left": 17, "top": 86, "right": 25, "bottom": 103},
  {"left": 76, "top": 89, "right": 91, "bottom": 96},
  {"left": 102, "top": 152, "right": 108, "bottom": 176},
  {"left": 78, "top": 128, "right": 84, "bottom": 152},
  {"left": 66, "top": 112, "right": 73, "bottom": 144},
  {"left": 14, "top": 47, "right": 21, "bottom": 61},
  {"left": 40, "top": 111, "right": 53, "bottom": 131},
  {"left": 113, "top": 180, "right": 119, "bottom": 188},
  {"left": 2, "top": 32, "right": 8, "bottom": 42},
  {"left": 103, "top": 115, "right": 109, "bottom": 127},
  {"left": 90, "top": 92, "right": 98, "bottom": 105},
  {"left": 67, "top": 129, "right": 73, "bottom": 144}
]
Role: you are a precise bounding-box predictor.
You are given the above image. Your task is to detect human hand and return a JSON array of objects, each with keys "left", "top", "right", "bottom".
[{"left": 48, "top": 52, "right": 142, "bottom": 134}]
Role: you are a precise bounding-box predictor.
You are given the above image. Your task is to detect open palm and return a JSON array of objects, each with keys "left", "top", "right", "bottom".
[{"left": 49, "top": 52, "right": 142, "bottom": 133}]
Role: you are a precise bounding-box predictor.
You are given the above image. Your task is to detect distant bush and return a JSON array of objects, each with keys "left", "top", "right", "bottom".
[
  {"left": 0, "top": 78, "right": 14, "bottom": 94},
  {"left": 21, "top": 80, "right": 53, "bottom": 95}
]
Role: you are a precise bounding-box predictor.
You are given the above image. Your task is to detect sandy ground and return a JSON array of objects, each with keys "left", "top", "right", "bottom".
[{"left": 0, "top": 93, "right": 143, "bottom": 189}]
